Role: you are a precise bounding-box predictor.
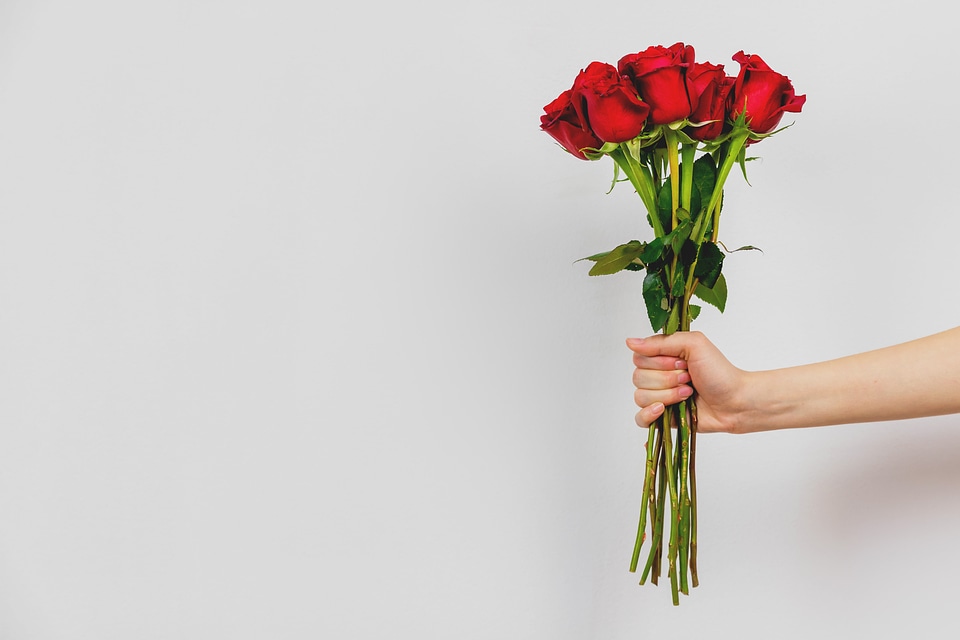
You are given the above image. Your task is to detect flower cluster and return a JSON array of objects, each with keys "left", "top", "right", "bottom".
[
  {"left": 541, "top": 43, "right": 805, "bottom": 160},
  {"left": 541, "top": 43, "right": 803, "bottom": 606}
]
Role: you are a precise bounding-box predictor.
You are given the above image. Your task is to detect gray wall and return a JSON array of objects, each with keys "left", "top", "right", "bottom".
[{"left": 1, "top": 0, "right": 958, "bottom": 637}]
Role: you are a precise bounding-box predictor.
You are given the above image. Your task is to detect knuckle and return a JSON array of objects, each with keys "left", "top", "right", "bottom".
[{"left": 634, "top": 388, "right": 644, "bottom": 406}]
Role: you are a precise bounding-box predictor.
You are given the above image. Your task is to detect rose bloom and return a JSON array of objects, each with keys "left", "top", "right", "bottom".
[
  {"left": 570, "top": 61, "right": 650, "bottom": 143},
  {"left": 540, "top": 89, "right": 605, "bottom": 160},
  {"left": 618, "top": 42, "right": 695, "bottom": 125},
  {"left": 729, "top": 51, "right": 806, "bottom": 134},
  {"left": 685, "top": 62, "right": 733, "bottom": 141}
]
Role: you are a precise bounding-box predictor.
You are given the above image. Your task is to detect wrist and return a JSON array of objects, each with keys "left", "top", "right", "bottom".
[{"left": 729, "top": 370, "right": 776, "bottom": 434}]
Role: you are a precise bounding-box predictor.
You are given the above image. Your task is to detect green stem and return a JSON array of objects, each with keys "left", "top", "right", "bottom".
[
  {"left": 680, "top": 301, "right": 698, "bottom": 590},
  {"left": 677, "top": 399, "right": 692, "bottom": 595},
  {"left": 630, "top": 133, "right": 735, "bottom": 603},
  {"left": 663, "top": 131, "right": 684, "bottom": 338},
  {"left": 683, "top": 129, "right": 751, "bottom": 296},
  {"left": 660, "top": 405, "right": 681, "bottom": 605},
  {"left": 689, "top": 403, "right": 699, "bottom": 588},
  {"left": 702, "top": 129, "right": 750, "bottom": 236},
  {"left": 630, "top": 422, "right": 659, "bottom": 572},
  {"left": 663, "top": 129, "right": 681, "bottom": 230},
  {"left": 653, "top": 441, "right": 666, "bottom": 586},
  {"left": 641, "top": 434, "right": 666, "bottom": 585},
  {"left": 710, "top": 194, "right": 724, "bottom": 243},
  {"left": 609, "top": 146, "right": 663, "bottom": 238},
  {"left": 680, "top": 142, "right": 697, "bottom": 214}
]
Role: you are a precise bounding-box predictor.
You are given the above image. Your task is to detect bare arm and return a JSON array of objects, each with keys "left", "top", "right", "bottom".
[{"left": 627, "top": 327, "right": 960, "bottom": 434}]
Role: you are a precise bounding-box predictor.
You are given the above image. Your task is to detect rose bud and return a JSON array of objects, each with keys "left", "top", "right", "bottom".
[
  {"left": 570, "top": 61, "right": 650, "bottom": 143},
  {"left": 540, "top": 89, "right": 605, "bottom": 160},
  {"left": 729, "top": 51, "right": 806, "bottom": 134},
  {"left": 686, "top": 63, "right": 733, "bottom": 141},
  {"left": 618, "top": 42, "right": 695, "bottom": 125}
]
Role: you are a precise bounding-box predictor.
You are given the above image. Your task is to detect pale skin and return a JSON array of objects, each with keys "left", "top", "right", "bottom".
[{"left": 627, "top": 327, "right": 960, "bottom": 434}]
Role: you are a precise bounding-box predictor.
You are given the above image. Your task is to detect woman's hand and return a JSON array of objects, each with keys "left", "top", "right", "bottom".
[
  {"left": 630, "top": 326, "right": 960, "bottom": 433},
  {"left": 627, "top": 331, "right": 747, "bottom": 434}
]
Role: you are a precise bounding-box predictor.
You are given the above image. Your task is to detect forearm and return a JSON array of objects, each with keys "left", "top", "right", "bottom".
[{"left": 739, "top": 327, "right": 960, "bottom": 432}]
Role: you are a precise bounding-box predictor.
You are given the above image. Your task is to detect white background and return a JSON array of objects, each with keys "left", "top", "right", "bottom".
[{"left": 1, "top": 0, "right": 959, "bottom": 638}]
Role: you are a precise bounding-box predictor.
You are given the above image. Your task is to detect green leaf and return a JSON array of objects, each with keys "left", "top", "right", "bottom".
[
  {"left": 670, "top": 265, "right": 685, "bottom": 297},
  {"left": 688, "top": 304, "right": 702, "bottom": 321},
  {"left": 665, "top": 220, "right": 693, "bottom": 255},
  {"left": 693, "top": 273, "right": 728, "bottom": 313},
  {"left": 578, "top": 250, "right": 611, "bottom": 262},
  {"left": 656, "top": 181, "right": 672, "bottom": 232},
  {"left": 584, "top": 240, "right": 646, "bottom": 276},
  {"left": 665, "top": 305, "right": 680, "bottom": 334},
  {"left": 679, "top": 239, "right": 698, "bottom": 267},
  {"left": 640, "top": 237, "right": 664, "bottom": 264},
  {"left": 642, "top": 271, "right": 669, "bottom": 332},
  {"left": 693, "top": 242, "right": 724, "bottom": 288},
  {"left": 692, "top": 154, "right": 717, "bottom": 210},
  {"left": 689, "top": 185, "right": 701, "bottom": 222}
]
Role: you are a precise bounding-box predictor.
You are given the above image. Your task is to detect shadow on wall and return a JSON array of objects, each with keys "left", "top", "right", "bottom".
[{"left": 812, "top": 416, "right": 960, "bottom": 550}]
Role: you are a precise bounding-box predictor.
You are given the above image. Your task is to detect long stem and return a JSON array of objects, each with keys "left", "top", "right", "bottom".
[
  {"left": 660, "top": 404, "right": 681, "bottom": 605},
  {"left": 677, "top": 398, "right": 692, "bottom": 595},
  {"left": 683, "top": 129, "right": 751, "bottom": 297},
  {"left": 680, "top": 142, "right": 697, "bottom": 214},
  {"left": 652, "top": 439, "right": 666, "bottom": 586},
  {"left": 663, "top": 129, "right": 681, "bottom": 230},
  {"left": 630, "top": 422, "right": 659, "bottom": 572},
  {"left": 664, "top": 136, "right": 742, "bottom": 599},
  {"left": 641, "top": 432, "right": 666, "bottom": 585},
  {"left": 689, "top": 402, "right": 699, "bottom": 588},
  {"left": 629, "top": 134, "right": 727, "bottom": 603},
  {"left": 703, "top": 129, "right": 749, "bottom": 221},
  {"left": 681, "top": 299, "right": 699, "bottom": 590},
  {"left": 710, "top": 194, "right": 724, "bottom": 243},
  {"left": 609, "top": 146, "right": 663, "bottom": 238}
]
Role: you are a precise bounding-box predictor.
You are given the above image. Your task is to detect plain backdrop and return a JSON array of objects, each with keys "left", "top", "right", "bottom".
[{"left": 1, "top": 1, "right": 959, "bottom": 638}]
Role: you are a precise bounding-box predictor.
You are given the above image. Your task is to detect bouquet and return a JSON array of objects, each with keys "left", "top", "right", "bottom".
[{"left": 540, "top": 43, "right": 804, "bottom": 605}]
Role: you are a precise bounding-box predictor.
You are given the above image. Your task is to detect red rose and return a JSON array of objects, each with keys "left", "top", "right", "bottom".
[
  {"left": 618, "top": 43, "right": 695, "bottom": 125},
  {"left": 570, "top": 61, "right": 650, "bottom": 143},
  {"left": 729, "top": 51, "right": 806, "bottom": 134},
  {"left": 540, "top": 89, "right": 604, "bottom": 160},
  {"left": 685, "top": 62, "right": 733, "bottom": 141}
]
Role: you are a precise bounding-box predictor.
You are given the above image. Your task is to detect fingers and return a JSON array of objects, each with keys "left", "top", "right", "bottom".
[
  {"left": 634, "top": 381, "right": 693, "bottom": 413},
  {"left": 628, "top": 334, "right": 698, "bottom": 428},
  {"left": 632, "top": 366, "right": 690, "bottom": 392},
  {"left": 635, "top": 402, "right": 664, "bottom": 428},
  {"left": 626, "top": 332, "right": 703, "bottom": 359},
  {"left": 632, "top": 351, "right": 687, "bottom": 371}
]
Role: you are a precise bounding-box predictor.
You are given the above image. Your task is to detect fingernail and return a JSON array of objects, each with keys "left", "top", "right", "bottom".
[
  {"left": 626, "top": 338, "right": 644, "bottom": 346},
  {"left": 678, "top": 386, "right": 693, "bottom": 398},
  {"left": 678, "top": 372, "right": 691, "bottom": 384},
  {"left": 650, "top": 402, "right": 664, "bottom": 415},
  {"left": 675, "top": 360, "right": 687, "bottom": 369}
]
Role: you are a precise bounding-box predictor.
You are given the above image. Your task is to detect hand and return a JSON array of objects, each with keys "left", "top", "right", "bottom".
[{"left": 626, "top": 331, "right": 746, "bottom": 434}]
